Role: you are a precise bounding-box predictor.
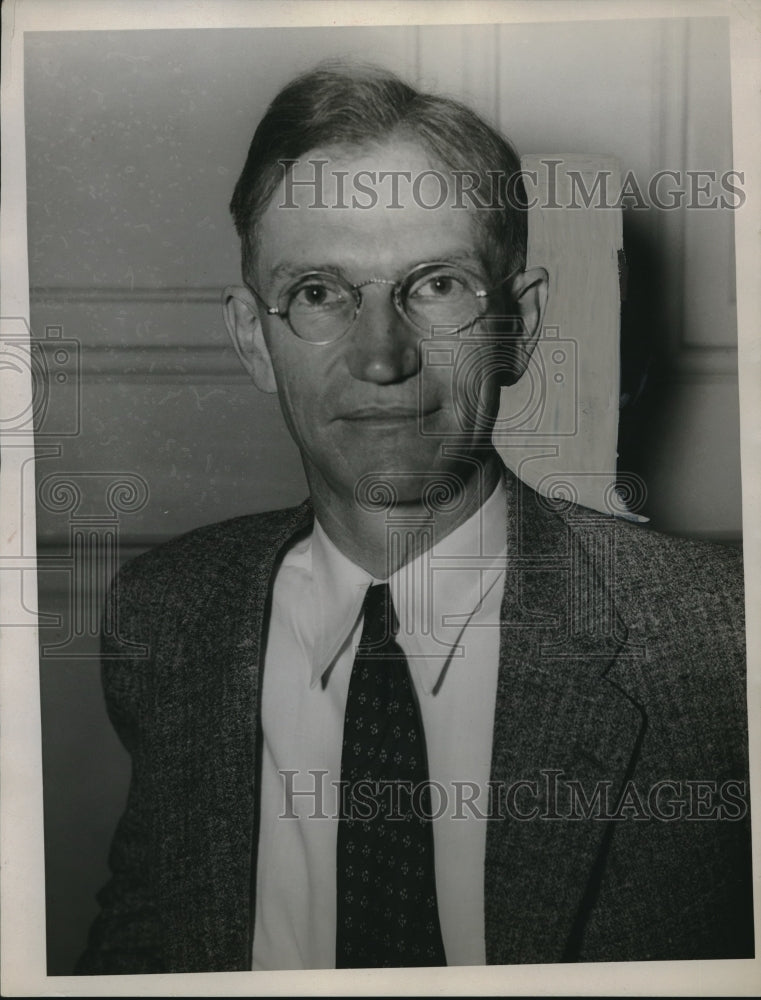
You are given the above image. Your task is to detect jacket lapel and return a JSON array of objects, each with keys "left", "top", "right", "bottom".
[
  {"left": 485, "top": 473, "right": 646, "bottom": 965},
  {"left": 161, "top": 501, "right": 313, "bottom": 972}
]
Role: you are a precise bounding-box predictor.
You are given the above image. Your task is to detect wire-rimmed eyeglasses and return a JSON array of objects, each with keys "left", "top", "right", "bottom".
[{"left": 248, "top": 261, "right": 518, "bottom": 345}]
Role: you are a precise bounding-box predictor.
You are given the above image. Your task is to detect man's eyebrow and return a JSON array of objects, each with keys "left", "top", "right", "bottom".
[
  {"left": 268, "top": 261, "right": 341, "bottom": 283},
  {"left": 268, "top": 250, "right": 489, "bottom": 286},
  {"left": 442, "top": 250, "right": 489, "bottom": 272}
]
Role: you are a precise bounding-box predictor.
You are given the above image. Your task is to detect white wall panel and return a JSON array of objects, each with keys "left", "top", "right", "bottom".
[
  {"left": 417, "top": 24, "right": 498, "bottom": 121},
  {"left": 26, "top": 27, "right": 419, "bottom": 289}
]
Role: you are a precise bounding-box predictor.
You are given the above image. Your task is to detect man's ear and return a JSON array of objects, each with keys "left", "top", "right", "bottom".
[
  {"left": 505, "top": 266, "right": 549, "bottom": 378},
  {"left": 222, "top": 285, "right": 278, "bottom": 394}
]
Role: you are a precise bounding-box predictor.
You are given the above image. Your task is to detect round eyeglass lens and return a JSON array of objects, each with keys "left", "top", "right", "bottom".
[
  {"left": 402, "top": 264, "right": 483, "bottom": 332},
  {"left": 281, "top": 273, "right": 358, "bottom": 343}
]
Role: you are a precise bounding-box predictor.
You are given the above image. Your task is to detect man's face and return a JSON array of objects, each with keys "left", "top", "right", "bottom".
[{"left": 239, "top": 139, "right": 519, "bottom": 506}]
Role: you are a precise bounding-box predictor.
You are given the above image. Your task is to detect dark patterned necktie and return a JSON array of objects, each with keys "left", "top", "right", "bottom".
[{"left": 336, "top": 582, "right": 447, "bottom": 968}]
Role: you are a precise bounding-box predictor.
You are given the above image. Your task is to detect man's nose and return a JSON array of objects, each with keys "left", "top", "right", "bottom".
[{"left": 344, "top": 289, "right": 421, "bottom": 384}]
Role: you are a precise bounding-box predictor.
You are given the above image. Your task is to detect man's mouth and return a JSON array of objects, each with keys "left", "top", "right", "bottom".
[{"left": 337, "top": 405, "right": 440, "bottom": 424}]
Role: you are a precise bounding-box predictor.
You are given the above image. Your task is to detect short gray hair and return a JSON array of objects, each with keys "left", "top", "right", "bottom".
[{"left": 230, "top": 61, "right": 528, "bottom": 283}]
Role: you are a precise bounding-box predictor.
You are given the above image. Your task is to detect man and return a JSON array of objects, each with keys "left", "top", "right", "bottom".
[{"left": 77, "top": 64, "right": 753, "bottom": 973}]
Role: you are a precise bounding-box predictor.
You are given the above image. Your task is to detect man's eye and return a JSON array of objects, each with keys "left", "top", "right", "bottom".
[
  {"left": 412, "top": 273, "right": 468, "bottom": 299},
  {"left": 291, "top": 282, "right": 346, "bottom": 309}
]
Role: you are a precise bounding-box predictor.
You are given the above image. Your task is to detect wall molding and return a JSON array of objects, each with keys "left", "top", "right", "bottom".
[
  {"left": 53, "top": 343, "right": 249, "bottom": 379},
  {"left": 667, "top": 345, "right": 738, "bottom": 378},
  {"left": 26, "top": 331, "right": 738, "bottom": 381},
  {"left": 654, "top": 18, "right": 738, "bottom": 362},
  {"left": 417, "top": 23, "right": 498, "bottom": 124},
  {"left": 30, "top": 286, "right": 223, "bottom": 305},
  {"left": 654, "top": 17, "right": 688, "bottom": 362},
  {"left": 36, "top": 524, "right": 742, "bottom": 562}
]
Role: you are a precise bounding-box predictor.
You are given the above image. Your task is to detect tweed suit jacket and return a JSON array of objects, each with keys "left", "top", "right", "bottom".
[{"left": 76, "top": 470, "right": 754, "bottom": 974}]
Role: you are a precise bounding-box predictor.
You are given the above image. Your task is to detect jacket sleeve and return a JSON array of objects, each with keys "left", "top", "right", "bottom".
[{"left": 74, "top": 560, "right": 167, "bottom": 975}]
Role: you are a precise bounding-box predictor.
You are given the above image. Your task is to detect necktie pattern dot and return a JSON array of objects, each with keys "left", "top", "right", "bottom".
[{"left": 336, "top": 583, "right": 447, "bottom": 968}]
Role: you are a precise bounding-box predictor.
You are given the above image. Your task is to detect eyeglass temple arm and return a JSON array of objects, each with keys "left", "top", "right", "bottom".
[
  {"left": 485, "top": 265, "right": 522, "bottom": 297},
  {"left": 247, "top": 282, "right": 282, "bottom": 316}
]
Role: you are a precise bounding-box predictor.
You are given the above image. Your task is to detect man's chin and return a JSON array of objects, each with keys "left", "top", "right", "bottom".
[{"left": 349, "top": 462, "right": 480, "bottom": 517}]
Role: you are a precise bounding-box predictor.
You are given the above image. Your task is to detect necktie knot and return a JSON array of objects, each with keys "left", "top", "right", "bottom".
[{"left": 360, "top": 582, "right": 397, "bottom": 648}]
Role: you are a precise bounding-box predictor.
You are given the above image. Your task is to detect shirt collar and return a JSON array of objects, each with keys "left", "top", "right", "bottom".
[
  {"left": 389, "top": 477, "right": 507, "bottom": 694},
  {"left": 309, "top": 520, "right": 373, "bottom": 688},
  {"left": 308, "top": 476, "right": 507, "bottom": 692}
]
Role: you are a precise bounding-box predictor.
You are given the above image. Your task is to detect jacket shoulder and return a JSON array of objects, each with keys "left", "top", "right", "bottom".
[
  {"left": 606, "top": 516, "right": 744, "bottom": 608},
  {"left": 516, "top": 475, "right": 744, "bottom": 602},
  {"left": 105, "top": 502, "right": 313, "bottom": 656},
  {"left": 116, "top": 502, "right": 312, "bottom": 596},
  {"left": 542, "top": 490, "right": 747, "bottom": 674}
]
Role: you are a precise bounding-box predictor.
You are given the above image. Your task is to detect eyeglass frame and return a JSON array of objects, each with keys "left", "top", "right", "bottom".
[{"left": 246, "top": 260, "right": 521, "bottom": 346}]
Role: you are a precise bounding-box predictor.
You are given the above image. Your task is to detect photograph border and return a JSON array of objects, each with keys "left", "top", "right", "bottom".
[{"left": 1, "top": 1, "right": 759, "bottom": 995}]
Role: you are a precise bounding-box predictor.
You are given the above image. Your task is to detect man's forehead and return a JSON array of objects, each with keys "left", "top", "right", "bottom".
[
  {"left": 273, "top": 137, "right": 455, "bottom": 205},
  {"left": 253, "top": 137, "right": 492, "bottom": 280}
]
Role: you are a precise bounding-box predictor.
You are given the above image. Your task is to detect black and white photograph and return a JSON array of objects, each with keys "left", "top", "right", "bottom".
[{"left": 1, "top": 0, "right": 759, "bottom": 995}]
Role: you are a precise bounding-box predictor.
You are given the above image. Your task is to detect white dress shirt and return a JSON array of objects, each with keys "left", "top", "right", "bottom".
[{"left": 252, "top": 480, "right": 507, "bottom": 970}]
